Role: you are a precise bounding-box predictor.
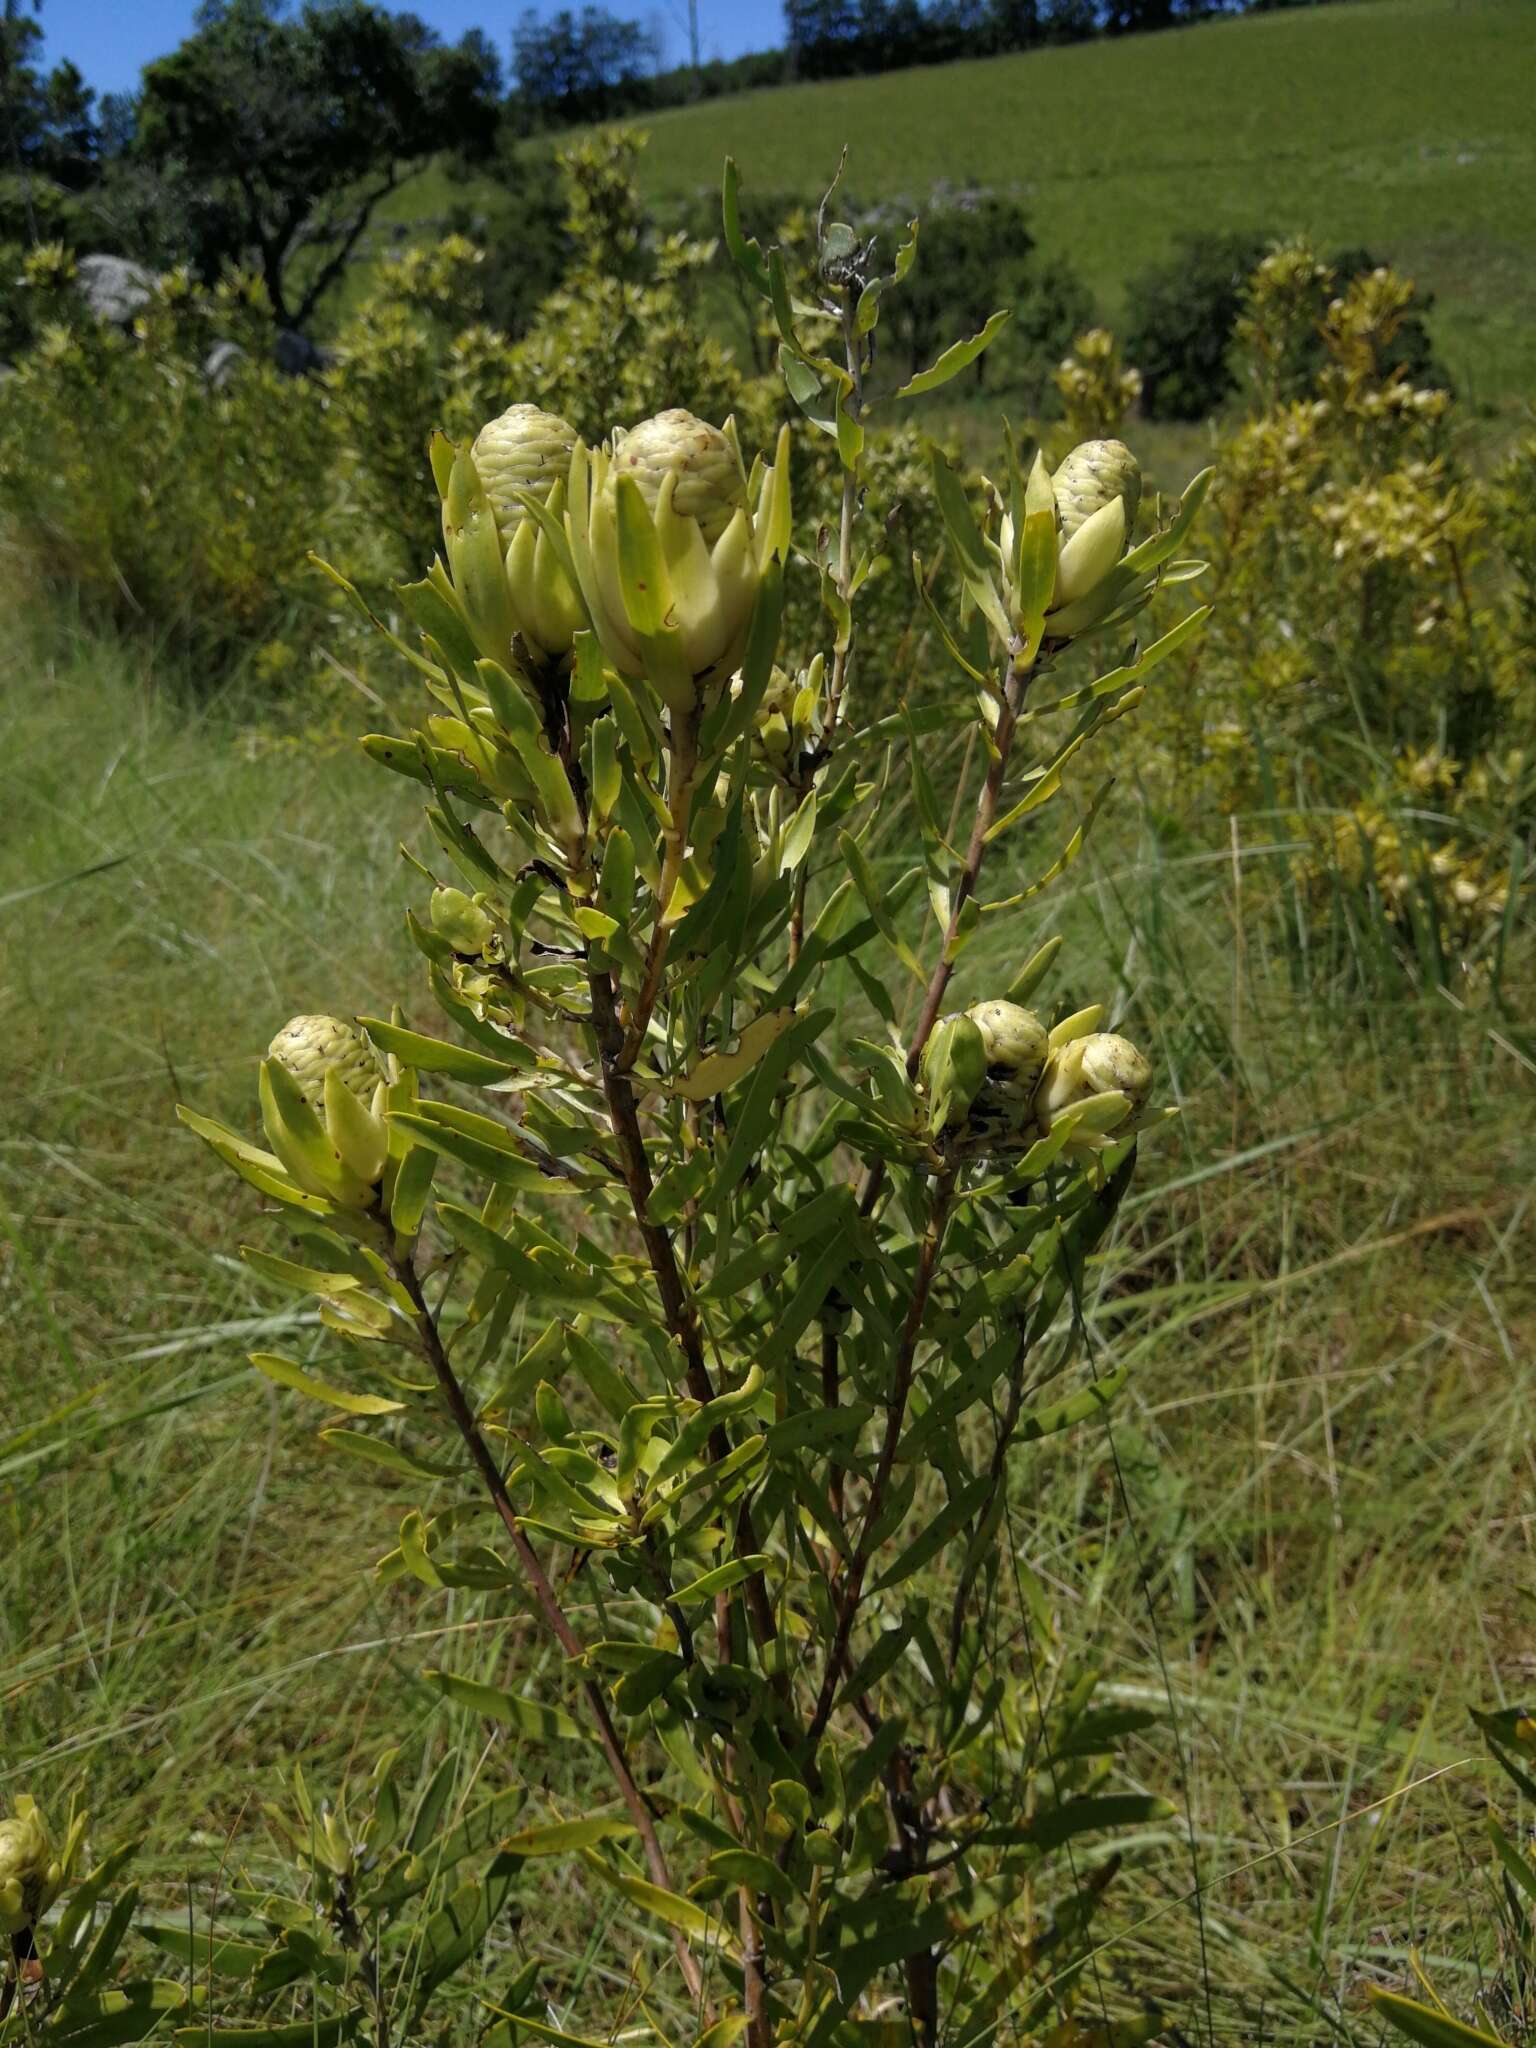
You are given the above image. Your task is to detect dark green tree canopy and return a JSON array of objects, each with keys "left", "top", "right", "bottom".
[
  {"left": 1, "top": 10, "right": 103, "bottom": 200},
  {"left": 134, "top": 0, "right": 502, "bottom": 326}
]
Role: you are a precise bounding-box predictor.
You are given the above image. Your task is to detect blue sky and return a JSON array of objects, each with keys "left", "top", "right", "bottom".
[{"left": 40, "top": 0, "right": 786, "bottom": 98}]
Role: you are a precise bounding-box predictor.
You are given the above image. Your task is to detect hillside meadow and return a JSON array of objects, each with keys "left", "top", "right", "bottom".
[
  {"left": 2, "top": 5, "right": 1535, "bottom": 2037},
  {"left": 3, "top": 589, "right": 1533, "bottom": 2038},
  {"left": 620, "top": 0, "right": 1536, "bottom": 410}
]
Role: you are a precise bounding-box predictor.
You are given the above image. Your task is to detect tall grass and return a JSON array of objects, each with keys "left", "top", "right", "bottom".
[{"left": 2, "top": 605, "right": 1532, "bottom": 2038}]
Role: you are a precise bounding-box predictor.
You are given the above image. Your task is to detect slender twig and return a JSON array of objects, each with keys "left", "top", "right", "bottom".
[
  {"left": 791, "top": 279, "right": 865, "bottom": 968},
  {"left": 805, "top": 1167, "right": 957, "bottom": 1749},
  {"left": 387, "top": 1243, "right": 709, "bottom": 2012},
  {"left": 901, "top": 648, "right": 1039, "bottom": 1076},
  {"left": 945, "top": 1327, "right": 1032, "bottom": 1667},
  {"left": 741, "top": 1892, "right": 770, "bottom": 2048},
  {"left": 857, "top": 645, "right": 1040, "bottom": 1223},
  {"left": 0, "top": 1931, "right": 28, "bottom": 2026},
  {"left": 586, "top": 962, "right": 782, "bottom": 1660},
  {"left": 819, "top": 1320, "right": 844, "bottom": 1519},
  {"left": 620, "top": 716, "right": 702, "bottom": 1069},
  {"left": 807, "top": 649, "right": 1041, "bottom": 1744},
  {"left": 823, "top": 289, "right": 864, "bottom": 741}
]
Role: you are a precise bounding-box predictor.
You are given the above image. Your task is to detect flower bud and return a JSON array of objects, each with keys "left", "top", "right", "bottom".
[
  {"left": 1033, "top": 1030, "right": 1152, "bottom": 1149},
  {"left": 1052, "top": 438, "right": 1142, "bottom": 543},
  {"left": 268, "top": 1015, "right": 385, "bottom": 1115},
  {"left": 504, "top": 478, "right": 585, "bottom": 658},
  {"left": 966, "top": 1000, "right": 1049, "bottom": 1085},
  {"left": 613, "top": 409, "right": 747, "bottom": 546},
  {"left": 472, "top": 403, "right": 577, "bottom": 537},
  {"left": 1052, "top": 495, "right": 1126, "bottom": 610},
  {"left": 566, "top": 417, "right": 791, "bottom": 715},
  {"left": 0, "top": 1798, "right": 58, "bottom": 1937},
  {"left": 431, "top": 886, "right": 493, "bottom": 956},
  {"left": 263, "top": 1016, "right": 390, "bottom": 1205},
  {"left": 751, "top": 654, "right": 823, "bottom": 779},
  {"left": 755, "top": 670, "right": 795, "bottom": 769}
]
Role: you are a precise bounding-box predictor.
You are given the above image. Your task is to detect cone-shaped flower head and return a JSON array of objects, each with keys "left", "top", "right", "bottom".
[
  {"left": 567, "top": 414, "right": 792, "bottom": 715},
  {"left": 466, "top": 403, "right": 584, "bottom": 662},
  {"left": 1034, "top": 1030, "right": 1152, "bottom": 1149},
  {"left": 613, "top": 409, "right": 747, "bottom": 546},
  {"left": 472, "top": 403, "right": 578, "bottom": 535},
  {"left": 967, "top": 1000, "right": 1049, "bottom": 1088},
  {"left": 1052, "top": 439, "right": 1142, "bottom": 543},
  {"left": 262, "top": 1016, "right": 390, "bottom": 1209},
  {"left": 268, "top": 1015, "right": 385, "bottom": 1115},
  {"left": 0, "top": 1797, "right": 60, "bottom": 1936}
]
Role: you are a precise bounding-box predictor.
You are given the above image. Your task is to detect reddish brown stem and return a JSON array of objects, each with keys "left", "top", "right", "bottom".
[
  {"left": 586, "top": 964, "right": 781, "bottom": 1661},
  {"left": 389, "top": 1246, "right": 708, "bottom": 2012},
  {"left": 805, "top": 1169, "right": 956, "bottom": 1748},
  {"left": 902, "top": 652, "right": 1036, "bottom": 1078}
]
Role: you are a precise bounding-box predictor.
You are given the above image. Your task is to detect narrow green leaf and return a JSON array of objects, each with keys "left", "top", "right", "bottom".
[
  {"left": 1367, "top": 1989, "right": 1511, "bottom": 2048},
  {"left": 358, "top": 1019, "right": 532, "bottom": 1082},
  {"left": 421, "top": 1668, "right": 588, "bottom": 1743},
  {"left": 896, "top": 308, "right": 1011, "bottom": 398},
  {"left": 135, "top": 1927, "right": 270, "bottom": 1978},
  {"left": 319, "top": 1431, "right": 451, "bottom": 1481},
  {"left": 869, "top": 1476, "right": 991, "bottom": 1595},
  {"left": 578, "top": 1855, "right": 739, "bottom": 1954},
  {"left": 720, "top": 157, "right": 771, "bottom": 296},
  {"left": 502, "top": 1814, "right": 635, "bottom": 1857},
  {"left": 172, "top": 2022, "right": 356, "bottom": 2048},
  {"left": 672, "top": 1554, "right": 773, "bottom": 1605},
  {"left": 251, "top": 1353, "right": 403, "bottom": 1416}
]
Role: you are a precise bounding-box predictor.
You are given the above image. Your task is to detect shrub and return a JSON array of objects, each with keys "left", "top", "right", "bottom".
[
  {"left": 1127, "top": 230, "right": 1449, "bottom": 423},
  {"left": 0, "top": 129, "right": 779, "bottom": 680},
  {"left": 868, "top": 189, "right": 1094, "bottom": 407},
  {"left": 502, "top": 129, "right": 775, "bottom": 445},
  {"left": 1053, "top": 326, "right": 1143, "bottom": 443},
  {"left": 178, "top": 159, "right": 1216, "bottom": 2045},
  {"left": 1151, "top": 239, "right": 1533, "bottom": 987},
  {"left": 0, "top": 255, "right": 335, "bottom": 659},
  {"left": 0, "top": 1765, "right": 535, "bottom": 2044},
  {"left": 326, "top": 234, "right": 518, "bottom": 569},
  {"left": 1123, "top": 227, "right": 1270, "bottom": 420}
]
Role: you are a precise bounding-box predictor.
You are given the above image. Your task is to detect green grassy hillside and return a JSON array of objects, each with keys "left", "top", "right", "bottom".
[
  {"left": 359, "top": 0, "right": 1533, "bottom": 408},
  {"left": 4, "top": 607, "right": 1534, "bottom": 2038},
  {"left": 596, "top": 0, "right": 1532, "bottom": 410}
]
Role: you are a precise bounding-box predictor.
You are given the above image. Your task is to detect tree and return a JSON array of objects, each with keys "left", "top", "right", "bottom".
[
  {"left": 511, "top": 6, "right": 660, "bottom": 121},
  {"left": 1124, "top": 228, "right": 1271, "bottom": 419},
  {"left": 133, "top": 0, "right": 501, "bottom": 328},
  {"left": 1, "top": 4, "right": 103, "bottom": 240},
  {"left": 875, "top": 192, "right": 1090, "bottom": 401}
]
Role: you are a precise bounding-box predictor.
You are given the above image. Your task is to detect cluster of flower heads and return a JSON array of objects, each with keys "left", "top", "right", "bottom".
[
  {"left": 1053, "top": 329, "right": 1143, "bottom": 446},
  {"left": 923, "top": 998, "right": 1154, "bottom": 1165},
  {"left": 460, "top": 400, "right": 789, "bottom": 716},
  {"left": 1291, "top": 746, "right": 1515, "bottom": 954}
]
